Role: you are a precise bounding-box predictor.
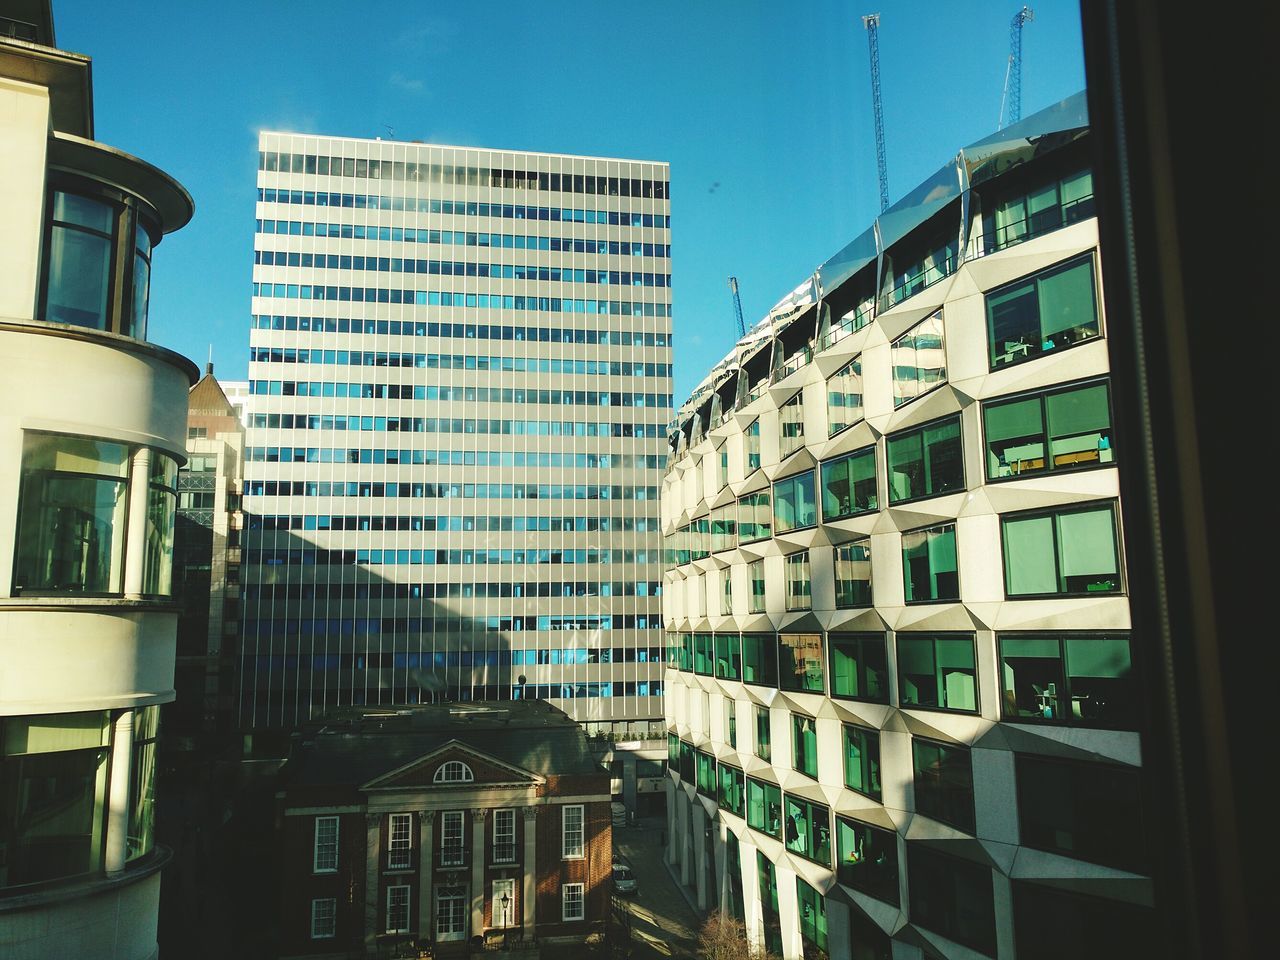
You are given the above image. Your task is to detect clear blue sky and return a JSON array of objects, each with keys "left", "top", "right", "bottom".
[{"left": 57, "top": 0, "right": 1085, "bottom": 403}]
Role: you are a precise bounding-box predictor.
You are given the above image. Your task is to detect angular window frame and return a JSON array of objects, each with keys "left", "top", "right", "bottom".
[
  {"left": 983, "top": 378, "right": 1115, "bottom": 482},
  {"left": 828, "top": 633, "right": 890, "bottom": 704},
  {"left": 890, "top": 310, "right": 947, "bottom": 408},
  {"left": 826, "top": 356, "right": 865, "bottom": 437},
  {"left": 1001, "top": 501, "right": 1124, "bottom": 598},
  {"left": 886, "top": 415, "right": 964, "bottom": 505},
  {"left": 901, "top": 523, "right": 960, "bottom": 604},
  {"left": 821, "top": 446, "right": 878, "bottom": 521},
  {"left": 986, "top": 252, "right": 1101, "bottom": 371}
]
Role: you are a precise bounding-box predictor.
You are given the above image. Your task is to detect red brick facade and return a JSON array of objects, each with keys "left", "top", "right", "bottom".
[{"left": 277, "top": 736, "right": 612, "bottom": 958}]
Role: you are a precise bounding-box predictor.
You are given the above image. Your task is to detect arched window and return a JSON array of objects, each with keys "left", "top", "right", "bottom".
[{"left": 433, "top": 760, "right": 473, "bottom": 783}]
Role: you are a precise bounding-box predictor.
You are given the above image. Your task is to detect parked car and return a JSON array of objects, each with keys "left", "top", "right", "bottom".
[{"left": 612, "top": 862, "right": 638, "bottom": 896}]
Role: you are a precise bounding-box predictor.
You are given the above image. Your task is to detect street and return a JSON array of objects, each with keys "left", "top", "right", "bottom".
[{"left": 614, "top": 817, "right": 703, "bottom": 959}]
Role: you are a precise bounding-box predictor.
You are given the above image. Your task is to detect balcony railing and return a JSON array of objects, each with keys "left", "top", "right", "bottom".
[
  {"left": 773, "top": 345, "right": 813, "bottom": 383},
  {"left": 982, "top": 193, "right": 1096, "bottom": 256},
  {"left": 821, "top": 304, "right": 874, "bottom": 351}
]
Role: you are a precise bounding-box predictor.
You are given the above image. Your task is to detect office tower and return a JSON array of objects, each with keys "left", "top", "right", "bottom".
[
  {"left": 242, "top": 134, "right": 672, "bottom": 742},
  {"left": 663, "top": 94, "right": 1153, "bottom": 959},
  {"left": 0, "top": 3, "right": 195, "bottom": 956},
  {"left": 169, "top": 367, "right": 246, "bottom": 745}
]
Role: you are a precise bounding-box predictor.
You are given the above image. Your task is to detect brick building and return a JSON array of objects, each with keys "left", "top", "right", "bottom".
[{"left": 276, "top": 700, "right": 613, "bottom": 957}]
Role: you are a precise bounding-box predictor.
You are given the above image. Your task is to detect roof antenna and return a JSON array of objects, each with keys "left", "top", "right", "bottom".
[{"left": 206, "top": 344, "right": 213, "bottom": 376}]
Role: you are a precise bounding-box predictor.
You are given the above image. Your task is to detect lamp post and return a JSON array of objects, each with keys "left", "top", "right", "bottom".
[{"left": 501, "top": 890, "right": 511, "bottom": 929}]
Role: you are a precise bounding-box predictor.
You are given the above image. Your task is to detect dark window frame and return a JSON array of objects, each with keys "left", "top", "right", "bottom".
[
  {"left": 982, "top": 377, "right": 1115, "bottom": 483},
  {"left": 1000, "top": 500, "right": 1125, "bottom": 599}
]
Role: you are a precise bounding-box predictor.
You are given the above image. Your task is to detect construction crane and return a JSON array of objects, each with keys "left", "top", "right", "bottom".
[
  {"left": 728, "top": 276, "right": 746, "bottom": 338},
  {"left": 862, "top": 13, "right": 889, "bottom": 214},
  {"left": 999, "top": 6, "right": 1034, "bottom": 129}
]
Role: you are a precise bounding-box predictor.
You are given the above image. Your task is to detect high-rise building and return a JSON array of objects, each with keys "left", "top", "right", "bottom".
[
  {"left": 0, "top": 3, "right": 195, "bottom": 956},
  {"left": 242, "top": 134, "right": 672, "bottom": 742},
  {"left": 663, "top": 94, "right": 1154, "bottom": 959}
]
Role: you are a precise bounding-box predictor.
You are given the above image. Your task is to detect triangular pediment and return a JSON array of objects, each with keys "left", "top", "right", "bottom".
[{"left": 362, "top": 740, "right": 545, "bottom": 791}]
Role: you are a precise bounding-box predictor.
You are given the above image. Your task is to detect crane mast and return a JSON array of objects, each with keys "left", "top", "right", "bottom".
[
  {"left": 862, "top": 13, "right": 889, "bottom": 214},
  {"left": 1000, "top": 6, "right": 1034, "bottom": 129},
  {"left": 728, "top": 276, "right": 746, "bottom": 339}
]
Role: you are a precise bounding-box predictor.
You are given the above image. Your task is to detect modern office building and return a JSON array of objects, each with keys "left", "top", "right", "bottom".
[
  {"left": 275, "top": 700, "right": 613, "bottom": 956},
  {"left": 242, "top": 134, "right": 672, "bottom": 741},
  {"left": 0, "top": 3, "right": 195, "bottom": 957},
  {"left": 662, "top": 93, "right": 1153, "bottom": 960}
]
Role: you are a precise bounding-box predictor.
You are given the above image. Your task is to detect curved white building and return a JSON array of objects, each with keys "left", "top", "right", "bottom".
[
  {"left": 0, "top": 5, "right": 196, "bottom": 958},
  {"left": 662, "top": 95, "right": 1153, "bottom": 960}
]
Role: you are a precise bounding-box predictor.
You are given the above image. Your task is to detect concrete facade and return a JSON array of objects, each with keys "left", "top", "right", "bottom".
[
  {"left": 662, "top": 97, "right": 1154, "bottom": 960},
  {"left": 241, "top": 135, "right": 672, "bottom": 739},
  {"left": 0, "top": 5, "right": 196, "bottom": 957}
]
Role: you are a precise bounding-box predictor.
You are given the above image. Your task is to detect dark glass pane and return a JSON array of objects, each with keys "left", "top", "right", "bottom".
[
  {"left": 779, "top": 633, "right": 823, "bottom": 692},
  {"left": 1064, "top": 634, "right": 1136, "bottom": 726},
  {"left": 1013, "top": 881, "right": 1154, "bottom": 960},
  {"left": 1017, "top": 756, "right": 1145, "bottom": 872},
  {"left": 907, "top": 845, "right": 995, "bottom": 954},
  {"left": 45, "top": 224, "right": 112, "bottom": 329},
  {"left": 912, "top": 739, "right": 975, "bottom": 833},
  {"left": 837, "top": 817, "right": 899, "bottom": 905}
]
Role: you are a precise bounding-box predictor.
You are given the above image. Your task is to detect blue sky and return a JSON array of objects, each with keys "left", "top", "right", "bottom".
[{"left": 57, "top": 0, "right": 1085, "bottom": 403}]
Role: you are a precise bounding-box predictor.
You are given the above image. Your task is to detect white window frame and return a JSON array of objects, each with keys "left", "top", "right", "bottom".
[
  {"left": 441, "top": 810, "right": 464, "bottom": 866},
  {"left": 561, "top": 804, "right": 585, "bottom": 859},
  {"left": 493, "top": 808, "right": 516, "bottom": 864},
  {"left": 562, "top": 882, "right": 585, "bottom": 921},
  {"left": 313, "top": 815, "right": 339, "bottom": 873},
  {"left": 385, "top": 884, "right": 411, "bottom": 934},
  {"left": 433, "top": 759, "right": 474, "bottom": 783},
  {"left": 387, "top": 812, "right": 412, "bottom": 869},
  {"left": 311, "top": 897, "right": 336, "bottom": 939}
]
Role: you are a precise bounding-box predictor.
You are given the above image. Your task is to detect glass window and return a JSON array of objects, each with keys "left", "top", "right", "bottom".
[
  {"left": 1002, "top": 502, "right": 1121, "bottom": 597},
  {"left": 897, "top": 634, "right": 977, "bottom": 712},
  {"left": 907, "top": 845, "right": 996, "bottom": 955},
  {"left": 778, "top": 633, "right": 824, "bottom": 693},
  {"left": 797, "top": 878, "right": 828, "bottom": 952},
  {"left": 985, "top": 380, "right": 1114, "bottom": 479},
  {"left": 737, "top": 493, "right": 771, "bottom": 543},
  {"left": 912, "top": 739, "right": 975, "bottom": 833},
  {"left": 999, "top": 633, "right": 1136, "bottom": 727},
  {"left": 714, "top": 632, "right": 741, "bottom": 680},
  {"left": 779, "top": 392, "right": 805, "bottom": 458},
  {"left": 829, "top": 633, "right": 889, "bottom": 703},
  {"left": 902, "top": 524, "right": 959, "bottom": 603},
  {"left": 745, "top": 419, "right": 761, "bottom": 471},
  {"left": 784, "top": 795, "right": 831, "bottom": 866},
  {"left": 891, "top": 240, "right": 957, "bottom": 305},
  {"left": 891, "top": 311, "right": 946, "bottom": 407},
  {"left": 785, "top": 552, "right": 811, "bottom": 611},
  {"left": 722, "top": 568, "right": 733, "bottom": 614},
  {"left": 313, "top": 815, "right": 339, "bottom": 872},
  {"left": 741, "top": 634, "right": 777, "bottom": 687},
  {"left": 1013, "top": 880, "right": 1153, "bottom": 960},
  {"left": 754, "top": 705, "right": 772, "bottom": 761},
  {"left": 827, "top": 358, "right": 864, "bottom": 436},
  {"left": 719, "top": 764, "right": 745, "bottom": 817},
  {"left": 985, "top": 169, "right": 1095, "bottom": 253},
  {"left": 311, "top": 897, "right": 337, "bottom": 939},
  {"left": 43, "top": 191, "right": 115, "bottom": 330},
  {"left": 131, "top": 220, "right": 154, "bottom": 339},
  {"left": 387, "top": 813, "right": 413, "bottom": 869},
  {"left": 746, "top": 777, "right": 782, "bottom": 838},
  {"left": 696, "top": 750, "right": 717, "bottom": 797},
  {"left": 887, "top": 416, "right": 963, "bottom": 504},
  {"left": 434, "top": 760, "right": 474, "bottom": 783},
  {"left": 821, "top": 447, "right": 878, "bottom": 520},
  {"left": 834, "top": 540, "right": 873, "bottom": 607},
  {"left": 791, "top": 713, "right": 818, "bottom": 778},
  {"left": 837, "top": 817, "right": 898, "bottom": 905},
  {"left": 773, "top": 471, "right": 816, "bottom": 532},
  {"left": 14, "top": 433, "right": 129, "bottom": 594},
  {"left": 694, "top": 633, "right": 714, "bottom": 676},
  {"left": 987, "top": 255, "right": 1100, "bottom": 369},
  {"left": 710, "top": 504, "right": 737, "bottom": 552},
  {"left": 562, "top": 882, "right": 585, "bottom": 921},
  {"left": 1016, "top": 755, "right": 1145, "bottom": 872},
  {"left": 143, "top": 454, "right": 178, "bottom": 596},
  {"left": 843, "top": 725, "right": 882, "bottom": 800},
  {"left": 128, "top": 705, "right": 159, "bottom": 861},
  {"left": 386, "top": 884, "right": 411, "bottom": 933},
  {"left": 0, "top": 711, "right": 111, "bottom": 888},
  {"left": 748, "top": 560, "right": 766, "bottom": 613},
  {"left": 561, "top": 804, "right": 584, "bottom": 858},
  {"left": 727, "top": 703, "right": 738, "bottom": 749},
  {"left": 823, "top": 291, "right": 876, "bottom": 349},
  {"left": 493, "top": 809, "right": 516, "bottom": 864}
]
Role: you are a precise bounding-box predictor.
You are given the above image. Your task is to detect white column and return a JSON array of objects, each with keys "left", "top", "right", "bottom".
[
  {"left": 123, "top": 447, "right": 152, "bottom": 598},
  {"left": 417, "top": 811, "right": 435, "bottom": 942},
  {"left": 713, "top": 822, "right": 728, "bottom": 913},
  {"left": 522, "top": 807, "right": 538, "bottom": 939},
  {"left": 366, "top": 813, "right": 380, "bottom": 954},
  {"left": 740, "top": 837, "right": 763, "bottom": 953},
  {"left": 471, "top": 808, "right": 489, "bottom": 936},
  {"left": 775, "top": 861, "right": 802, "bottom": 960},
  {"left": 692, "top": 803, "right": 708, "bottom": 910},
  {"left": 104, "top": 709, "right": 135, "bottom": 875}
]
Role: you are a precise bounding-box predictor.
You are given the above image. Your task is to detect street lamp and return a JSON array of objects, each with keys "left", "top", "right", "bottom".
[{"left": 500, "top": 890, "right": 511, "bottom": 928}]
